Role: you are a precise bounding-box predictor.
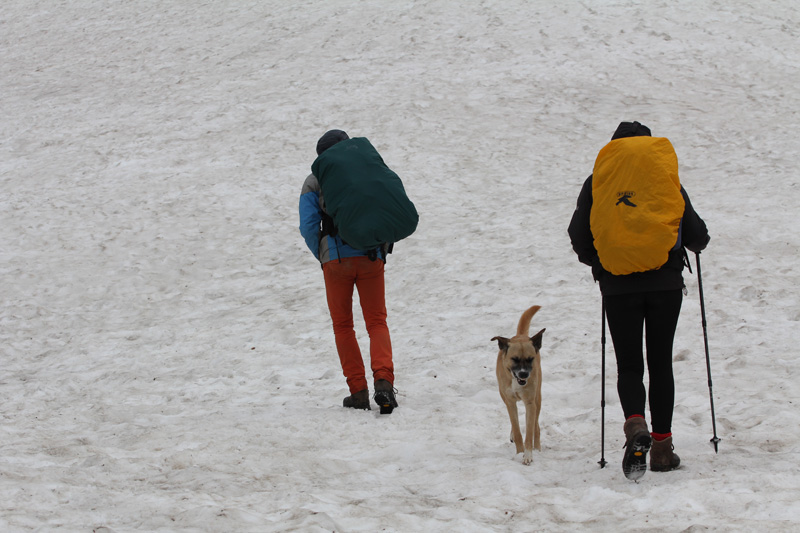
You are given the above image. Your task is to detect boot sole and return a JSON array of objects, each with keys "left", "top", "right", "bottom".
[
  {"left": 622, "top": 433, "right": 652, "bottom": 481},
  {"left": 343, "top": 403, "right": 371, "bottom": 410},
  {"left": 374, "top": 392, "right": 396, "bottom": 414}
]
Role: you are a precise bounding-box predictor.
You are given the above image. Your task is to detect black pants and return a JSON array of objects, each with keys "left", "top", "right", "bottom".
[{"left": 604, "top": 289, "right": 683, "bottom": 434}]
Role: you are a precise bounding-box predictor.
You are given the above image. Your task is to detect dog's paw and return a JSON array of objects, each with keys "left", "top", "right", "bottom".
[{"left": 522, "top": 451, "right": 533, "bottom": 465}]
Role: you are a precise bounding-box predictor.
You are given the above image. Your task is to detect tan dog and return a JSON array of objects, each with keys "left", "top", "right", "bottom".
[{"left": 492, "top": 305, "right": 546, "bottom": 465}]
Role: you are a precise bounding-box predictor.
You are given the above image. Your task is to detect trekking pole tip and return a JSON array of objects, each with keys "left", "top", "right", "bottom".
[{"left": 711, "top": 436, "right": 721, "bottom": 454}]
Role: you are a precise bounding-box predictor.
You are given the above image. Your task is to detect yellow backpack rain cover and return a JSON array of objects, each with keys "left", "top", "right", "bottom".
[{"left": 590, "top": 136, "right": 685, "bottom": 276}]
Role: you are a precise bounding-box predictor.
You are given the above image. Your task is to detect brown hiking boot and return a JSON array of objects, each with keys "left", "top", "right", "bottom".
[
  {"left": 650, "top": 436, "right": 681, "bottom": 472},
  {"left": 343, "top": 389, "right": 371, "bottom": 410},
  {"left": 622, "top": 417, "right": 652, "bottom": 481}
]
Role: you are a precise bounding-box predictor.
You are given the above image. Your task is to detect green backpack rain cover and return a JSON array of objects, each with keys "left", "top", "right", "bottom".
[{"left": 311, "top": 137, "right": 418, "bottom": 251}]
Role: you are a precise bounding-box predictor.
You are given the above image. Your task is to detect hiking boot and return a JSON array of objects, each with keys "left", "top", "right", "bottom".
[
  {"left": 650, "top": 436, "right": 681, "bottom": 472},
  {"left": 373, "top": 379, "right": 398, "bottom": 414},
  {"left": 622, "top": 417, "right": 652, "bottom": 481},
  {"left": 343, "top": 389, "right": 371, "bottom": 410}
]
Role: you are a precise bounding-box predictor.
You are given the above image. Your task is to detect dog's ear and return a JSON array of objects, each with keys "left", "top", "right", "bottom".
[
  {"left": 530, "top": 328, "right": 545, "bottom": 351},
  {"left": 491, "top": 336, "right": 509, "bottom": 351}
]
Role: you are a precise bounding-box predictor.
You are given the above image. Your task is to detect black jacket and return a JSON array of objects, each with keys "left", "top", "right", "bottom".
[{"left": 568, "top": 174, "right": 710, "bottom": 295}]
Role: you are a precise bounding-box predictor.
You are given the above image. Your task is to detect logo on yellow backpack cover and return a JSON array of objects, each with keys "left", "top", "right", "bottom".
[{"left": 616, "top": 191, "right": 637, "bottom": 207}]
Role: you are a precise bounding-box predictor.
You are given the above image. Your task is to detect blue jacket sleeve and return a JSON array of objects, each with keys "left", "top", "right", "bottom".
[{"left": 299, "top": 189, "right": 322, "bottom": 260}]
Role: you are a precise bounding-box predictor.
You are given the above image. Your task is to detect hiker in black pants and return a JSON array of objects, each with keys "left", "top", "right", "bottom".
[{"left": 568, "top": 121, "right": 710, "bottom": 479}]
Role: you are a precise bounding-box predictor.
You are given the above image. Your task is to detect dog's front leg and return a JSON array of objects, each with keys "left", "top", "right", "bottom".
[
  {"left": 532, "top": 398, "right": 541, "bottom": 452},
  {"left": 504, "top": 399, "right": 525, "bottom": 456},
  {"left": 523, "top": 398, "right": 542, "bottom": 464},
  {"left": 522, "top": 402, "right": 534, "bottom": 465}
]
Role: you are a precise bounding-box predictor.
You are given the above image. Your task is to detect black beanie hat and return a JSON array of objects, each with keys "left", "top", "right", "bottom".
[
  {"left": 316, "top": 129, "right": 350, "bottom": 155},
  {"left": 611, "top": 121, "right": 652, "bottom": 140}
]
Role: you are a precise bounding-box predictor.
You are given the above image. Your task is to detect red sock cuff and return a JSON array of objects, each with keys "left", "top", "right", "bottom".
[
  {"left": 626, "top": 414, "right": 645, "bottom": 420},
  {"left": 651, "top": 432, "right": 672, "bottom": 441}
]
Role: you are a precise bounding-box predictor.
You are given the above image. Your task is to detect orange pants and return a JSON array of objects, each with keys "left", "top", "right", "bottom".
[{"left": 323, "top": 256, "right": 394, "bottom": 394}]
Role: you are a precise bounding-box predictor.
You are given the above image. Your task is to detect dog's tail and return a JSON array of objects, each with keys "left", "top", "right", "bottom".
[{"left": 516, "top": 305, "right": 541, "bottom": 337}]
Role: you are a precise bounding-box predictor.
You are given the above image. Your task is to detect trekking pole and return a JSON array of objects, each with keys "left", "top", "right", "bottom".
[
  {"left": 599, "top": 296, "right": 608, "bottom": 468},
  {"left": 695, "top": 252, "right": 721, "bottom": 453}
]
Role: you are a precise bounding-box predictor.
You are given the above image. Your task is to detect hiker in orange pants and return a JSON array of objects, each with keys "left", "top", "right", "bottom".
[{"left": 299, "top": 129, "right": 399, "bottom": 412}]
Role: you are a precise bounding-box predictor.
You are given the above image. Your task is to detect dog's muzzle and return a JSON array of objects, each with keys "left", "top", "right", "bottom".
[{"left": 514, "top": 371, "right": 529, "bottom": 386}]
